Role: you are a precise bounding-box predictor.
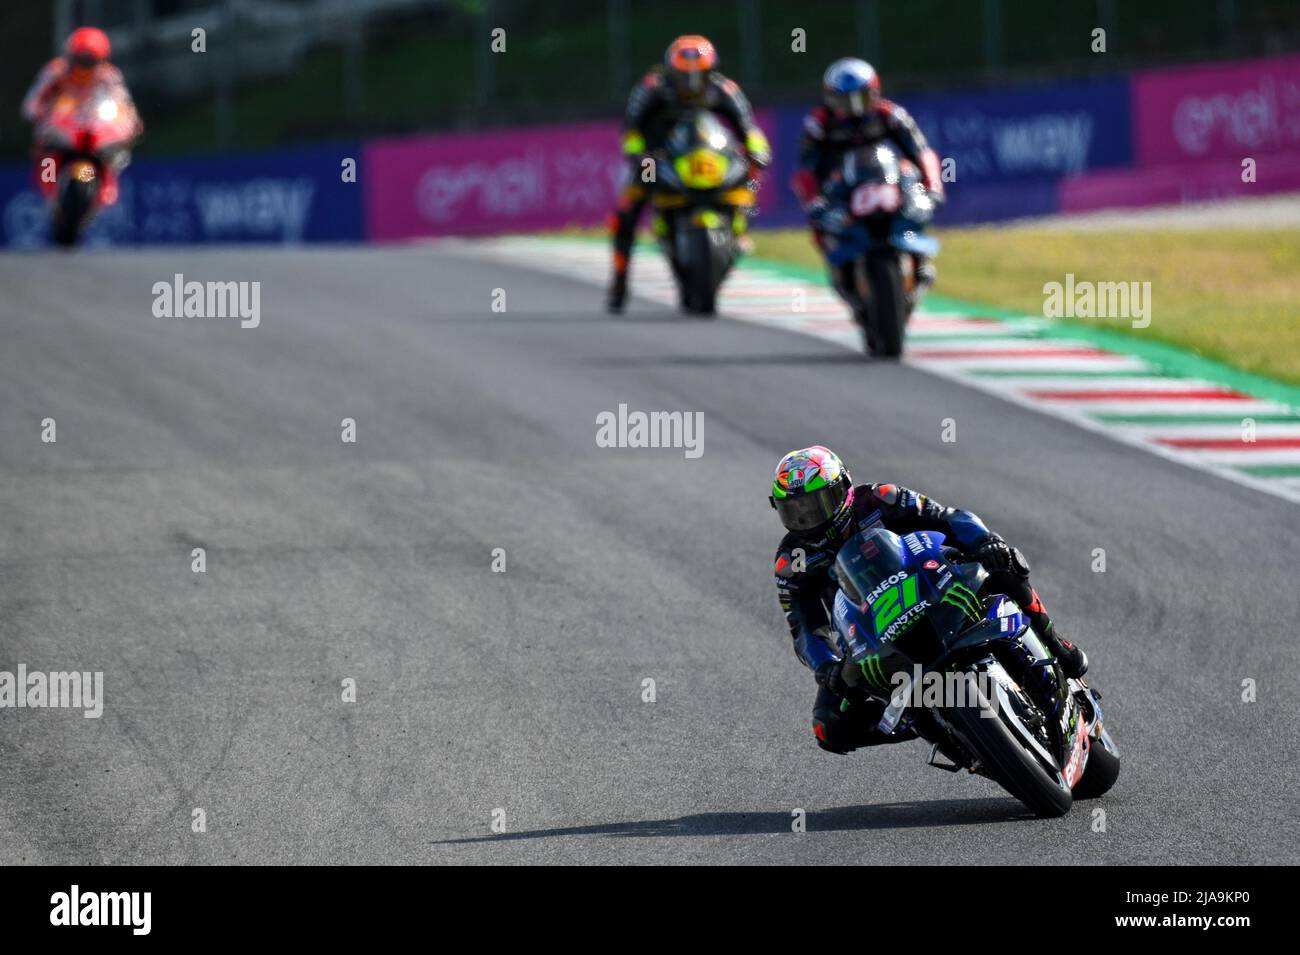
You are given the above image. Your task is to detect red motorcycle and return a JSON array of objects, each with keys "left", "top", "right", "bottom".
[{"left": 36, "top": 84, "right": 140, "bottom": 246}]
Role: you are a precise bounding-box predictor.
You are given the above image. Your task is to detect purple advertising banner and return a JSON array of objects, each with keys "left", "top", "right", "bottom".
[
  {"left": 1061, "top": 150, "right": 1300, "bottom": 212},
  {"left": 364, "top": 121, "right": 623, "bottom": 240},
  {"left": 362, "top": 113, "right": 785, "bottom": 240},
  {"left": 1133, "top": 53, "right": 1300, "bottom": 164}
]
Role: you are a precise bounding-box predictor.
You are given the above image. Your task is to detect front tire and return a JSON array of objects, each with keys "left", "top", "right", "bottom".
[
  {"left": 52, "top": 176, "right": 95, "bottom": 248},
  {"left": 865, "top": 253, "right": 906, "bottom": 357},
  {"left": 944, "top": 672, "right": 1073, "bottom": 818},
  {"left": 682, "top": 226, "right": 724, "bottom": 316}
]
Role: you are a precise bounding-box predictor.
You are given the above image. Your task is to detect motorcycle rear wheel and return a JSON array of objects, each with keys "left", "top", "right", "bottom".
[{"left": 1073, "top": 737, "right": 1120, "bottom": 799}]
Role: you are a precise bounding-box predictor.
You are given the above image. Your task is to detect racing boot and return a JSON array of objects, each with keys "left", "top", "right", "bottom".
[
  {"left": 1042, "top": 622, "right": 1088, "bottom": 679},
  {"left": 1026, "top": 602, "right": 1088, "bottom": 679},
  {"left": 1013, "top": 581, "right": 1087, "bottom": 679},
  {"left": 813, "top": 687, "right": 917, "bottom": 754},
  {"left": 606, "top": 251, "right": 629, "bottom": 314},
  {"left": 916, "top": 255, "right": 937, "bottom": 289},
  {"left": 859, "top": 322, "right": 877, "bottom": 356}
]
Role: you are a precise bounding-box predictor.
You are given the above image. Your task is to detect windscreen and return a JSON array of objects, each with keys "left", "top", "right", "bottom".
[
  {"left": 843, "top": 142, "right": 901, "bottom": 188},
  {"left": 836, "top": 528, "right": 986, "bottom": 646},
  {"left": 834, "top": 528, "right": 906, "bottom": 608},
  {"left": 668, "top": 110, "right": 734, "bottom": 156}
]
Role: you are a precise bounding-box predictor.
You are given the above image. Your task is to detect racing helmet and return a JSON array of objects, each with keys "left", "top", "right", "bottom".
[
  {"left": 770, "top": 446, "right": 855, "bottom": 536},
  {"left": 665, "top": 35, "right": 717, "bottom": 98},
  {"left": 822, "top": 57, "right": 880, "bottom": 118},
  {"left": 66, "top": 27, "right": 111, "bottom": 70}
]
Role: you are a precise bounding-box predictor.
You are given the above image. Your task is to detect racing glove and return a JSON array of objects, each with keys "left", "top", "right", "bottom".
[
  {"left": 973, "top": 535, "right": 1031, "bottom": 578},
  {"left": 744, "top": 128, "right": 772, "bottom": 169},
  {"left": 807, "top": 197, "right": 850, "bottom": 235}
]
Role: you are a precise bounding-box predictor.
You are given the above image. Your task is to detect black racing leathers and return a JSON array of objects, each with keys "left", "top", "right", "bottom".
[
  {"left": 790, "top": 101, "right": 942, "bottom": 211},
  {"left": 608, "top": 67, "right": 769, "bottom": 280},
  {"left": 773, "top": 482, "right": 1056, "bottom": 754}
]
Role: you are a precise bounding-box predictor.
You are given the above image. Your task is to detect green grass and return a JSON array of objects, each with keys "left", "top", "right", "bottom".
[{"left": 751, "top": 227, "right": 1300, "bottom": 386}]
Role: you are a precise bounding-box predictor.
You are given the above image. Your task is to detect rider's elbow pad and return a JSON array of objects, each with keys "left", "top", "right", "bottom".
[{"left": 794, "top": 629, "right": 840, "bottom": 671}]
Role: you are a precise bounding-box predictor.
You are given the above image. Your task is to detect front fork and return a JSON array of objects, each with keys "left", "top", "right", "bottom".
[{"left": 832, "top": 252, "right": 921, "bottom": 307}]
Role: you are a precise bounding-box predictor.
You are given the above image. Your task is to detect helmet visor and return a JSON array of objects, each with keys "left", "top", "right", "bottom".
[
  {"left": 827, "top": 89, "right": 873, "bottom": 118},
  {"left": 671, "top": 69, "right": 708, "bottom": 97},
  {"left": 775, "top": 482, "right": 847, "bottom": 532}
]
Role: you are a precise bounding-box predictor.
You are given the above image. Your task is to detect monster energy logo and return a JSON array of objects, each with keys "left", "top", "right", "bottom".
[
  {"left": 941, "top": 583, "right": 982, "bottom": 623},
  {"left": 858, "top": 654, "right": 889, "bottom": 689}
]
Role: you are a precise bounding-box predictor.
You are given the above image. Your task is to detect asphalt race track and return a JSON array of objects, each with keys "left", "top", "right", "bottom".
[{"left": 2, "top": 245, "right": 1296, "bottom": 865}]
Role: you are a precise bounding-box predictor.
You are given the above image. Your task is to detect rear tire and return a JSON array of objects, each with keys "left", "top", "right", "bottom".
[
  {"left": 1073, "top": 739, "right": 1120, "bottom": 799},
  {"left": 944, "top": 672, "right": 1073, "bottom": 818},
  {"left": 865, "top": 253, "right": 906, "bottom": 358}
]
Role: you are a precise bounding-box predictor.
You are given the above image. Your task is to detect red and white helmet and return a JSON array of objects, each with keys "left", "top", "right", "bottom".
[{"left": 65, "top": 27, "right": 111, "bottom": 68}]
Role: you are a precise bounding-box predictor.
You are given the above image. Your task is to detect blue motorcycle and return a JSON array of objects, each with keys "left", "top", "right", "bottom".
[
  {"left": 815, "top": 143, "right": 940, "bottom": 357},
  {"left": 830, "top": 527, "right": 1120, "bottom": 817}
]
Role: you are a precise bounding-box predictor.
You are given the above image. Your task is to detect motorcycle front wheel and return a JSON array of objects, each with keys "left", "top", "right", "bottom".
[
  {"left": 942, "top": 669, "right": 1073, "bottom": 818},
  {"left": 863, "top": 252, "right": 906, "bottom": 358},
  {"left": 52, "top": 176, "right": 96, "bottom": 248},
  {"left": 679, "top": 224, "right": 732, "bottom": 316}
]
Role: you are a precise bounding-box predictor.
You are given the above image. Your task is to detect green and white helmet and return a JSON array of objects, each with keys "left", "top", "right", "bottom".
[{"left": 770, "top": 446, "right": 855, "bottom": 535}]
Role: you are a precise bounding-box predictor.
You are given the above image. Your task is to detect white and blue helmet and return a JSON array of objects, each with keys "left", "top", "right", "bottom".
[{"left": 822, "top": 58, "right": 880, "bottom": 117}]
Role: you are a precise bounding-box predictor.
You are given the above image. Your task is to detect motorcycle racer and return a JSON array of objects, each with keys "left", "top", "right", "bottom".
[
  {"left": 21, "top": 26, "right": 142, "bottom": 207},
  {"left": 791, "top": 58, "right": 942, "bottom": 287},
  {"left": 605, "top": 35, "right": 771, "bottom": 313},
  {"left": 769, "top": 446, "right": 1088, "bottom": 755}
]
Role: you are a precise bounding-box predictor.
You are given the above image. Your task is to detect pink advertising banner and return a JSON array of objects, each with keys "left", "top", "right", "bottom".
[
  {"left": 361, "top": 111, "right": 784, "bottom": 240},
  {"left": 1133, "top": 53, "right": 1300, "bottom": 165},
  {"left": 1060, "top": 149, "right": 1300, "bottom": 212},
  {"left": 363, "top": 121, "right": 624, "bottom": 240}
]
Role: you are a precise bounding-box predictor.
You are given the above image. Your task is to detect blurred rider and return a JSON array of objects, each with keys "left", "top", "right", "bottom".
[
  {"left": 606, "top": 35, "right": 771, "bottom": 313},
  {"left": 791, "top": 58, "right": 943, "bottom": 286},
  {"left": 21, "top": 26, "right": 143, "bottom": 206}
]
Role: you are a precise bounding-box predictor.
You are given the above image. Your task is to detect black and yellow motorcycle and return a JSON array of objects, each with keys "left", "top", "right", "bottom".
[{"left": 649, "top": 110, "right": 756, "bottom": 315}]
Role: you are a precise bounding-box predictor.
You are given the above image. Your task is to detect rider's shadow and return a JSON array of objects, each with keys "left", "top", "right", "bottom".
[{"left": 432, "top": 798, "right": 1032, "bottom": 845}]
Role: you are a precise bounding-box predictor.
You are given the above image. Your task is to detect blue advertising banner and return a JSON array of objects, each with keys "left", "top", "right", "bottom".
[
  {"left": 760, "top": 75, "right": 1132, "bottom": 227},
  {"left": 933, "top": 175, "right": 1062, "bottom": 226},
  {"left": 0, "top": 141, "right": 364, "bottom": 248},
  {"left": 760, "top": 104, "right": 817, "bottom": 228},
  {"left": 0, "top": 74, "right": 1134, "bottom": 244},
  {"left": 904, "top": 76, "right": 1133, "bottom": 183}
]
